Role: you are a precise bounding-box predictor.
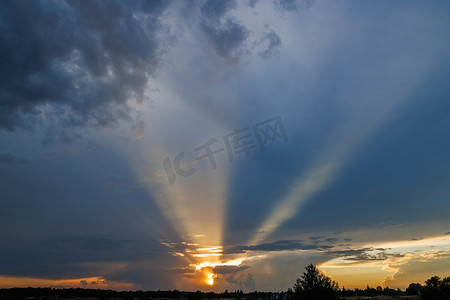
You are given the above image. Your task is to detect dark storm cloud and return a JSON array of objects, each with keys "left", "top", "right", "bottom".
[
  {"left": 248, "top": 0, "right": 258, "bottom": 9},
  {"left": 200, "top": 0, "right": 249, "bottom": 64},
  {"left": 326, "top": 248, "right": 404, "bottom": 262},
  {"left": 0, "top": 143, "right": 184, "bottom": 281},
  {"left": 44, "top": 234, "right": 168, "bottom": 260},
  {"left": 0, "top": 234, "right": 170, "bottom": 279},
  {"left": 308, "top": 236, "right": 341, "bottom": 244},
  {"left": 273, "top": 0, "right": 314, "bottom": 12},
  {"left": 105, "top": 257, "right": 189, "bottom": 290},
  {"left": 213, "top": 265, "right": 250, "bottom": 274},
  {"left": 1, "top": 0, "right": 282, "bottom": 137},
  {"left": 43, "top": 234, "right": 129, "bottom": 251},
  {"left": 104, "top": 174, "right": 142, "bottom": 193},
  {"left": 0, "top": 151, "right": 32, "bottom": 165},
  {"left": 0, "top": 0, "right": 171, "bottom": 131},
  {"left": 0, "top": 151, "right": 15, "bottom": 164},
  {"left": 225, "top": 239, "right": 333, "bottom": 254},
  {"left": 257, "top": 29, "right": 282, "bottom": 59},
  {"left": 326, "top": 248, "right": 372, "bottom": 257}
]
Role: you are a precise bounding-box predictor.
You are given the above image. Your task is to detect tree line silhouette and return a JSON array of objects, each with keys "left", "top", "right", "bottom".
[
  {"left": 0, "top": 264, "right": 448, "bottom": 300},
  {"left": 287, "top": 264, "right": 450, "bottom": 300}
]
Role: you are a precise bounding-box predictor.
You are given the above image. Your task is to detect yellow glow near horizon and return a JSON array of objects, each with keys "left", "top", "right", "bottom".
[
  {"left": 0, "top": 275, "right": 135, "bottom": 290},
  {"left": 371, "top": 235, "right": 450, "bottom": 250},
  {"left": 319, "top": 235, "right": 450, "bottom": 289}
]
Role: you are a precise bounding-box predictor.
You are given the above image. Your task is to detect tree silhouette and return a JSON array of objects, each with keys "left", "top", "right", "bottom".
[
  {"left": 421, "top": 275, "right": 450, "bottom": 300},
  {"left": 426, "top": 275, "right": 442, "bottom": 287},
  {"left": 442, "top": 276, "right": 450, "bottom": 295},
  {"left": 421, "top": 286, "right": 445, "bottom": 300},
  {"left": 292, "top": 264, "right": 338, "bottom": 300},
  {"left": 406, "top": 283, "right": 422, "bottom": 295}
]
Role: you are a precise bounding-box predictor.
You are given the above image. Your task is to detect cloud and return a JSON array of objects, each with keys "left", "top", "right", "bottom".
[
  {"left": 0, "top": 232, "right": 174, "bottom": 281},
  {"left": 225, "top": 239, "right": 334, "bottom": 254},
  {"left": 273, "top": 0, "right": 314, "bottom": 12},
  {"left": 325, "top": 248, "right": 405, "bottom": 263},
  {"left": 382, "top": 250, "right": 450, "bottom": 288},
  {"left": 0, "top": 151, "right": 17, "bottom": 165},
  {"left": 0, "top": 151, "right": 32, "bottom": 165},
  {"left": 325, "top": 238, "right": 338, "bottom": 243},
  {"left": 248, "top": 0, "right": 258, "bottom": 9},
  {"left": 104, "top": 174, "right": 142, "bottom": 193},
  {"left": 256, "top": 29, "right": 282, "bottom": 59},
  {"left": 43, "top": 234, "right": 129, "bottom": 251},
  {"left": 0, "top": 0, "right": 171, "bottom": 132},
  {"left": 80, "top": 280, "right": 88, "bottom": 288},
  {"left": 0, "top": 0, "right": 283, "bottom": 141},
  {"left": 213, "top": 265, "right": 250, "bottom": 274},
  {"left": 200, "top": 0, "right": 249, "bottom": 64},
  {"left": 132, "top": 120, "right": 146, "bottom": 139},
  {"left": 222, "top": 272, "right": 256, "bottom": 291},
  {"left": 227, "top": 236, "right": 351, "bottom": 254}
]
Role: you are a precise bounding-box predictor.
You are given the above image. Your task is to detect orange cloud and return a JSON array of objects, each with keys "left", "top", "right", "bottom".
[{"left": 0, "top": 275, "right": 136, "bottom": 290}]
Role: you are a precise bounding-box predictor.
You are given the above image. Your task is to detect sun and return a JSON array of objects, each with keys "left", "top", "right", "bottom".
[
  {"left": 205, "top": 270, "right": 217, "bottom": 286},
  {"left": 194, "top": 256, "right": 246, "bottom": 287}
]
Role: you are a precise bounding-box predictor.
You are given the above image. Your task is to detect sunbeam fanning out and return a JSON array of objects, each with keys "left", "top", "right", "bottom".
[
  {"left": 248, "top": 51, "right": 439, "bottom": 245},
  {"left": 119, "top": 86, "right": 237, "bottom": 285},
  {"left": 249, "top": 162, "right": 340, "bottom": 245}
]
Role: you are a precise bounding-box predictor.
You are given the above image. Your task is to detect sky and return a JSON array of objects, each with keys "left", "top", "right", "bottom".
[{"left": 1, "top": 0, "right": 450, "bottom": 292}]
